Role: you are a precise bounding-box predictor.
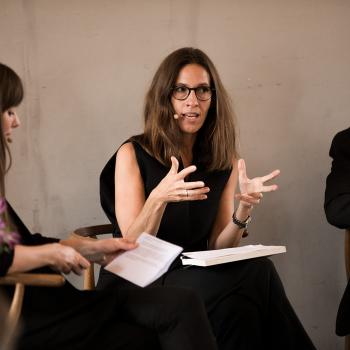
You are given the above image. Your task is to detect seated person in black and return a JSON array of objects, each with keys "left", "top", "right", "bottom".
[
  {"left": 97, "top": 47, "right": 316, "bottom": 350},
  {"left": 0, "top": 62, "right": 217, "bottom": 350},
  {"left": 325, "top": 127, "right": 350, "bottom": 336}
]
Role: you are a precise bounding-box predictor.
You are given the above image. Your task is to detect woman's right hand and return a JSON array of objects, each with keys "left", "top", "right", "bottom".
[
  {"left": 150, "top": 157, "right": 210, "bottom": 203},
  {"left": 42, "top": 243, "right": 90, "bottom": 275},
  {"left": 9, "top": 243, "right": 90, "bottom": 275}
]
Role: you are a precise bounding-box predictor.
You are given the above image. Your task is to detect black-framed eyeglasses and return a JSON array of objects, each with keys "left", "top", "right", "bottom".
[{"left": 171, "top": 85, "right": 215, "bottom": 101}]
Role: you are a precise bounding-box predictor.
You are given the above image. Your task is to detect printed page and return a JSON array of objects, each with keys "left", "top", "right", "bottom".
[{"left": 105, "top": 233, "right": 183, "bottom": 287}]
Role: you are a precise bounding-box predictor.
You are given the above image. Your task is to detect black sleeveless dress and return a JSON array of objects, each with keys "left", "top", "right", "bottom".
[{"left": 98, "top": 141, "right": 316, "bottom": 350}]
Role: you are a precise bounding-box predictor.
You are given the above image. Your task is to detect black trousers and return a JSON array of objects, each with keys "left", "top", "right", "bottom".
[
  {"left": 5, "top": 282, "right": 217, "bottom": 350},
  {"left": 98, "top": 257, "right": 317, "bottom": 350}
]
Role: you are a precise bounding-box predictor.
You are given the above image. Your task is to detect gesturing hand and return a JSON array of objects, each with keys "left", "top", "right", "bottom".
[
  {"left": 150, "top": 156, "right": 210, "bottom": 203},
  {"left": 235, "top": 159, "right": 280, "bottom": 207}
]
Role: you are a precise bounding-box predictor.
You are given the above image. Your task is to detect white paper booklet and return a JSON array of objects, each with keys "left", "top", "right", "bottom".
[
  {"left": 181, "top": 244, "right": 286, "bottom": 267},
  {"left": 105, "top": 233, "right": 183, "bottom": 287}
]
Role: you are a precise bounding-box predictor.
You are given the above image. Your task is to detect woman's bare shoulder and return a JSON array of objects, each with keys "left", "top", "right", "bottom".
[{"left": 116, "top": 142, "right": 136, "bottom": 161}]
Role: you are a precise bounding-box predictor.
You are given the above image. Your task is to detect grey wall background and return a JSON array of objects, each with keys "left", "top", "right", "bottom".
[{"left": 1, "top": 0, "right": 349, "bottom": 348}]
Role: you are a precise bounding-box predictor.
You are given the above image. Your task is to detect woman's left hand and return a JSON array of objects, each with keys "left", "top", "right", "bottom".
[
  {"left": 235, "top": 159, "right": 280, "bottom": 207},
  {"left": 89, "top": 238, "right": 138, "bottom": 266},
  {"left": 63, "top": 237, "right": 138, "bottom": 266}
]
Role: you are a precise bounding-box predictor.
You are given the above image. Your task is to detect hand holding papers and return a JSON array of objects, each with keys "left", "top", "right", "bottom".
[
  {"left": 105, "top": 233, "right": 183, "bottom": 287},
  {"left": 181, "top": 245, "right": 286, "bottom": 267}
]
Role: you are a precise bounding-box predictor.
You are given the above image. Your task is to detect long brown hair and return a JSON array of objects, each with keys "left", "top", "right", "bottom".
[
  {"left": 0, "top": 63, "right": 24, "bottom": 198},
  {"left": 131, "top": 47, "right": 237, "bottom": 171}
]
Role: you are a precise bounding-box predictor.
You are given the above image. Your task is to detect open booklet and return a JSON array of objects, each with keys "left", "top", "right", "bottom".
[
  {"left": 105, "top": 233, "right": 183, "bottom": 287},
  {"left": 181, "top": 245, "right": 286, "bottom": 267}
]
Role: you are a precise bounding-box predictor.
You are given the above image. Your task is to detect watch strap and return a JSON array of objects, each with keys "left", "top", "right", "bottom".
[{"left": 232, "top": 211, "right": 251, "bottom": 229}]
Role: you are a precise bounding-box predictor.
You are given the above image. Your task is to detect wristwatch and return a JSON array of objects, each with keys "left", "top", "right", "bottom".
[{"left": 232, "top": 211, "right": 251, "bottom": 229}]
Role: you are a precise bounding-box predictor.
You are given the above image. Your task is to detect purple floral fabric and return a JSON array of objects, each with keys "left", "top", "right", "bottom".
[{"left": 0, "top": 198, "right": 20, "bottom": 276}]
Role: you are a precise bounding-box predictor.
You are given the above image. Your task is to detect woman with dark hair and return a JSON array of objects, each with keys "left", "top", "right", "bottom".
[
  {"left": 0, "top": 62, "right": 217, "bottom": 350},
  {"left": 98, "top": 47, "right": 316, "bottom": 349}
]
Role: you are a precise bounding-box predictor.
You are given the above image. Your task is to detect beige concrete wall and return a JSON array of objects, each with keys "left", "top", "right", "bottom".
[{"left": 1, "top": 0, "right": 350, "bottom": 348}]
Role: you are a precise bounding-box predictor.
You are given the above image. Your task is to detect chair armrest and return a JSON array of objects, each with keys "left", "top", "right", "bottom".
[
  {"left": 0, "top": 273, "right": 65, "bottom": 287},
  {"left": 73, "top": 224, "right": 114, "bottom": 238}
]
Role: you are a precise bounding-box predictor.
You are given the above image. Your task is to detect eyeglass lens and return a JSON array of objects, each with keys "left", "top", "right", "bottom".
[{"left": 172, "top": 86, "right": 212, "bottom": 101}]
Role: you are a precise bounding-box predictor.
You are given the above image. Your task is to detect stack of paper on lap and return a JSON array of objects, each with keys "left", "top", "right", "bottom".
[{"left": 181, "top": 245, "right": 286, "bottom": 267}]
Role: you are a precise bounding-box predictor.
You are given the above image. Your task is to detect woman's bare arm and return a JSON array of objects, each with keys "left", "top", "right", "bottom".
[
  {"left": 8, "top": 244, "right": 90, "bottom": 275},
  {"left": 115, "top": 143, "right": 209, "bottom": 240},
  {"left": 209, "top": 159, "right": 280, "bottom": 249},
  {"left": 209, "top": 160, "right": 252, "bottom": 249}
]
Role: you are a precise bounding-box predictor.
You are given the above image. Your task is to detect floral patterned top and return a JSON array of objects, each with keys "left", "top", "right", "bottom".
[
  {"left": 0, "top": 200, "right": 59, "bottom": 276},
  {"left": 0, "top": 199, "right": 19, "bottom": 276}
]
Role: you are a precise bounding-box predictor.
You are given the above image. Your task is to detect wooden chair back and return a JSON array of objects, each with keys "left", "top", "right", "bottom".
[
  {"left": 72, "top": 224, "right": 114, "bottom": 290},
  {"left": 0, "top": 273, "right": 65, "bottom": 347}
]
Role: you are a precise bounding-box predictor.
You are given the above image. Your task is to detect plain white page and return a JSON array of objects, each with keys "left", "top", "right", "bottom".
[{"left": 105, "top": 233, "right": 183, "bottom": 287}]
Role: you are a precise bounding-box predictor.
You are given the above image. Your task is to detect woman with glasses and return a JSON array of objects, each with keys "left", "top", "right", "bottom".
[
  {"left": 0, "top": 62, "right": 218, "bottom": 350},
  {"left": 98, "top": 47, "right": 316, "bottom": 349}
]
